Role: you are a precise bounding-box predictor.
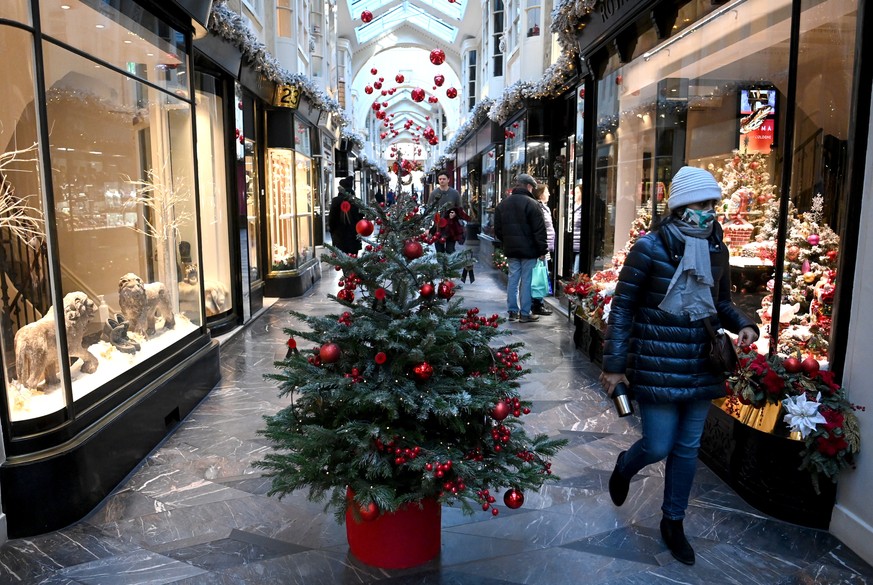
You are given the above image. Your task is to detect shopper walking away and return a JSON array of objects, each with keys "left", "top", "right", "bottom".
[
  {"left": 328, "top": 176, "right": 362, "bottom": 255},
  {"left": 599, "top": 166, "right": 759, "bottom": 566},
  {"left": 494, "top": 174, "right": 548, "bottom": 323},
  {"left": 531, "top": 184, "right": 555, "bottom": 316}
]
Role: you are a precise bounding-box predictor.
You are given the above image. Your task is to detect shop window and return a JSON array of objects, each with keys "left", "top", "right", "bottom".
[
  {"left": 193, "top": 72, "right": 234, "bottom": 319},
  {"left": 40, "top": 0, "right": 188, "bottom": 99},
  {"left": 526, "top": 0, "right": 540, "bottom": 37},
  {"left": 504, "top": 119, "right": 525, "bottom": 177},
  {"left": 466, "top": 49, "right": 477, "bottom": 112},
  {"left": 492, "top": 0, "right": 504, "bottom": 76},
  {"left": 277, "top": 0, "right": 293, "bottom": 38}
]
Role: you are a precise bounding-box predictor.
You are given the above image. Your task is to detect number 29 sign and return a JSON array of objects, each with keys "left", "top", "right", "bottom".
[{"left": 274, "top": 84, "right": 301, "bottom": 109}]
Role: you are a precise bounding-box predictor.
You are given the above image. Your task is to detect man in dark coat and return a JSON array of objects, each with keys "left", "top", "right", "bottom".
[
  {"left": 328, "top": 176, "right": 361, "bottom": 255},
  {"left": 494, "top": 173, "right": 548, "bottom": 322}
]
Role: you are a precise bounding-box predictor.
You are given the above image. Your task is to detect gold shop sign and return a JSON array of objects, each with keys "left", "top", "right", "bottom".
[{"left": 274, "top": 84, "right": 301, "bottom": 109}]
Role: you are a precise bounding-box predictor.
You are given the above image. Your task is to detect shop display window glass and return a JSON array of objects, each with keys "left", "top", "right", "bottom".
[
  {"left": 1, "top": 25, "right": 54, "bottom": 426},
  {"left": 504, "top": 120, "right": 525, "bottom": 177},
  {"left": 0, "top": 1, "right": 29, "bottom": 23},
  {"left": 40, "top": 0, "right": 188, "bottom": 99},
  {"left": 587, "top": 0, "right": 857, "bottom": 425},
  {"left": 193, "top": 72, "right": 233, "bottom": 319},
  {"left": 480, "top": 146, "right": 499, "bottom": 237}
]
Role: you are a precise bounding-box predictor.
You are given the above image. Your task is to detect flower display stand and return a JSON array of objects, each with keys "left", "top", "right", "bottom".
[
  {"left": 345, "top": 497, "right": 441, "bottom": 569},
  {"left": 699, "top": 404, "right": 836, "bottom": 529}
]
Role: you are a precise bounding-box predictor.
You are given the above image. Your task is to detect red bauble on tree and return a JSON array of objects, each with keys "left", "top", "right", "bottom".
[
  {"left": 503, "top": 488, "right": 524, "bottom": 509},
  {"left": 412, "top": 362, "right": 434, "bottom": 382},
  {"left": 411, "top": 88, "right": 425, "bottom": 102},
  {"left": 360, "top": 10, "right": 373, "bottom": 22},
  {"left": 446, "top": 87, "right": 458, "bottom": 99},
  {"left": 356, "top": 219, "right": 374, "bottom": 237},
  {"left": 357, "top": 500, "right": 379, "bottom": 521},
  {"left": 319, "top": 342, "right": 341, "bottom": 363},
  {"left": 437, "top": 280, "right": 455, "bottom": 299},
  {"left": 492, "top": 401, "right": 510, "bottom": 421},
  {"left": 429, "top": 49, "right": 446, "bottom": 65},
  {"left": 420, "top": 282, "right": 435, "bottom": 298},
  {"left": 403, "top": 240, "right": 424, "bottom": 260},
  {"left": 434, "top": 74, "right": 445, "bottom": 87}
]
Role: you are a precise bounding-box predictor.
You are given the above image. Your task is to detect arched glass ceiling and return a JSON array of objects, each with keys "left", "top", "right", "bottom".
[{"left": 350, "top": 0, "right": 460, "bottom": 44}]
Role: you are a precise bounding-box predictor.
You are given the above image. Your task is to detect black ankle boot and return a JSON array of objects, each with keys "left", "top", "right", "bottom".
[
  {"left": 469, "top": 269, "right": 475, "bottom": 283},
  {"left": 660, "top": 517, "right": 695, "bottom": 565},
  {"left": 608, "top": 451, "right": 630, "bottom": 506},
  {"left": 461, "top": 269, "right": 468, "bottom": 283}
]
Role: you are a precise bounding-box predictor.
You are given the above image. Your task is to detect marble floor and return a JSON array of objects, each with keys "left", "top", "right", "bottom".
[{"left": 3, "top": 258, "right": 873, "bottom": 584}]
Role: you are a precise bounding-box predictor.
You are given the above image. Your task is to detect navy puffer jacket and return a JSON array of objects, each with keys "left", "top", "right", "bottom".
[
  {"left": 601, "top": 220, "right": 758, "bottom": 404},
  {"left": 494, "top": 188, "right": 548, "bottom": 259}
]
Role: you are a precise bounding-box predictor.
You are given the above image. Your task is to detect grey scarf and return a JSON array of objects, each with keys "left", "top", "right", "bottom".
[{"left": 658, "top": 221, "right": 717, "bottom": 320}]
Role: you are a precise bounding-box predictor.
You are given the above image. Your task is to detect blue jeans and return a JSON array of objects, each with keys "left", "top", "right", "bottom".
[
  {"left": 616, "top": 399, "right": 711, "bottom": 520},
  {"left": 507, "top": 257, "right": 536, "bottom": 315}
]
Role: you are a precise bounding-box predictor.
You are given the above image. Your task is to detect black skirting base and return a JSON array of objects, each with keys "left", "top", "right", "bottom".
[
  {"left": 699, "top": 403, "right": 836, "bottom": 529},
  {"left": 264, "top": 260, "right": 321, "bottom": 298},
  {"left": 573, "top": 314, "right": 604, "bottom": 367},
  {"left": 1, "top": 338, "right": 221, "bottom": 538}
]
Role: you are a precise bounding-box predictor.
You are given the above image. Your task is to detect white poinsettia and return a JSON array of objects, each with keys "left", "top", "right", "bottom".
[{"left": 782, "top": 392, "right": 827, "bottom": 438}]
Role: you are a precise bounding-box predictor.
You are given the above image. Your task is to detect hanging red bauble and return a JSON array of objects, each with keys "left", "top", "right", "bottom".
[
  {"left": 783, "top": 357, "right": 802, "bottom": 373},
  {"left": 374, "top": 81, "right": 383, "bottom": 90},
  {"left": 319, "top": 342, "right": 341, "bottom": 363},
  {"left": 411, "top": 87, "right": 425, "bottom": 102},
  {"left": 238, "top": 100, "right": 244, "bottom": 109},
  {"left": 420, "top": 282, "right": 435, "bottom": 298},
  {"left": 428, "top": 96, "right": 438, "bottom": 104},
  {"left": 395, "top": 74, "right": 405, "bottom": 83},
  {"left": 429, "top": 49, "right": 446, "bottom": 65},
  {"left": 355, "top": 219, "right": 374, "bottom": 237},
  {"left": 412, "top": 362, "right": 434, "bottom": 382},
  {"left": 239, "top": 135, "right": 245, "bottom": 144},
  {"left": 492, "top": 401, "right": 510, "bottom": 421},
  {"left": 801, "top": 356, "right": 820, "bottom": 375},
  {"left": 579, "top": 88, "right": 585, "bottom": 99},
  {"left": 503, "top": 488, "right": 524, "bottom": 509},
  {"left": 358, "top": 500, "right": 379, "bottom": 521},
  {"left": 434, "top": 74, "right": 445, "bottom": 87},
  {"left": 381, "top": 89, "right": 388, "bottom": 96},
  {"left": 370, "top": 67, "right": 378, "bottom": 75},
  {"left": 437, "top": 280, "right": 455, "bottom": 299},
  {"left": 446, "top": 87, "right": 458, "bottom": 99},
  {"left": 364, "top": 85, "right": 373, "bottom": 94},
  {"left": 360, "top": 10, "right": 373, "bottom": 23},
  {"left": 403, "top": 240, "right": 424, "bottom": 260}
]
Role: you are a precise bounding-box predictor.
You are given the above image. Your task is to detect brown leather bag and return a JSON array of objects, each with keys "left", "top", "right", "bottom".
[{"left": 703, "top": 318, "right": 738, "bottom": 374}]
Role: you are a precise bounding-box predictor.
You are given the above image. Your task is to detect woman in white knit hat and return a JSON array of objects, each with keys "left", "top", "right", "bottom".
[{"left": 598, "top": 166, "right": 759, "bottom": 566}]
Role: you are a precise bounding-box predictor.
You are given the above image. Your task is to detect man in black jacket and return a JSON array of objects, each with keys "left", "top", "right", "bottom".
[{"left": 494, "top": 174, "right": 548, "bottom": 322}]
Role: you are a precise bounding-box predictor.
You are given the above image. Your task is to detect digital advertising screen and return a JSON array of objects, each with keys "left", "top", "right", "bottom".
[{"left": 739, "top": 87, "right": 777, "bottom": 154}]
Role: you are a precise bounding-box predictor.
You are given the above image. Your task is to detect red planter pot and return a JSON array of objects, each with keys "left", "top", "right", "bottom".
[{"left": 345, "top": 493, "right": 441, "bottom": 569}]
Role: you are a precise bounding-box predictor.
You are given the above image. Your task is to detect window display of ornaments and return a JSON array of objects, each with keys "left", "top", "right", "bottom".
[
  {"left": 360, "top": 10, "right": 373, "bottom": 22},
  {"left": 14, "top": 292, "right": 99, "bottom": 389},
  {"left": 429, "top": 49, "right": 446, "bottom": 65},
  {"left": 118, "top": 273, "right": 175, "bottom": 337}
]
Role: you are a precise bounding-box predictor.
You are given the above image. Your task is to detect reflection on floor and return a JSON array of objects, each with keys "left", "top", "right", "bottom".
[{"left": 2, "top": 256, "right": 872, "bottom": 584}]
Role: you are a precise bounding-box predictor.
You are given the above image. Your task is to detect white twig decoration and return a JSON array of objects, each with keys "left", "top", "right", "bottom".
[
  {"left": 123, "top": 168, "right": 193, "bottom": 243},
  {"left": 0, "top": 142, "right": 45, "bottom": 247}
]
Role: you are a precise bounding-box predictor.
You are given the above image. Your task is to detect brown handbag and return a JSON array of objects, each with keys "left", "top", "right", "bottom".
[{"left": 703, "top": 318, "right": 738, "bottom": 374}]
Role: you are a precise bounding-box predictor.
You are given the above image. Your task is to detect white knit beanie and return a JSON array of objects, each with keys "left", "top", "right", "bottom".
[{"left": 667, "top": 166, "right": 722, "bottom": 210}]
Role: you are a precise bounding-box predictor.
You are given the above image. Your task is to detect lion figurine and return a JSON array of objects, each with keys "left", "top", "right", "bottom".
[
  {"left": 118, "top": 272, "right": 176, "bottom": 336},
  {"left": 178, "top": 262, "right": 229, "bottom": 317},
  {"left": 14, "top": 291, "right": 99, "bottom": 389}
]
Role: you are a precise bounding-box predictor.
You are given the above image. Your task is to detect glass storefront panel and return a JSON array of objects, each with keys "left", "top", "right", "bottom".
[
  {"left": 1, "top": 25, "right": 57, "bottom": 425},
  {"left": 267, "top": 148, "right": 295, "bottom": 271},
  {"left": 41, "top": 40, "right": 201, "bottom": 418},
  {"left": 480, "top": 146, "right": 498, "bottom": 237},
  {"left": 193, "top": 72, "right": 233, "bottom": 318},
  {"left": 294, "top": 153, "right": 315, "bottom": 265},
  {"left": 40, "top": 0, "right": 188, "bottom": 98},
  {"left": 505, "top": 120, "right": 525, "bottom": 177},
  {"left": 0, "top": 1, "right": 29, "bottom": 23}
]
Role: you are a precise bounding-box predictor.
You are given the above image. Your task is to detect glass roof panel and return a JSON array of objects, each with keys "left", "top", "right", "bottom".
[
  {"left": 353, "top": 2, "right": 458, "bottom": 44},
  {"left": 348, "top": 0, "right": 467, "bottom": 22}
]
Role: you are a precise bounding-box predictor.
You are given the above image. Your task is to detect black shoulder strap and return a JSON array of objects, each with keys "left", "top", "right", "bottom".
[{"left": 702, "top": 317, "right": 718, "bottom": 339}]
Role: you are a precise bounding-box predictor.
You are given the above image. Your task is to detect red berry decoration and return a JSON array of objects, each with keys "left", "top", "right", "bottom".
[
  {"left": 411, "top": 87, "right": 425, "bottom": 102},
  {"left": 434, "top": 74, "right": 445, "bottom": 87},
  {"left": 504, "top": 488, "right": 524, "bottom": 509},
  {"left": 420, "top": 282, "right": 435, "bottom": 298},
  {"left": 783, "top": 356, "right": 802, "bottom": 373},
  {"left": 412, "top": 362, "right": 434, "bottom": 382},
  {"left": 358, "top": 501, "right": 379, "bottom": 521},
  {"left": 355, "top": 219, "right": 374, "bottom": 237},
  {"left": 319, "top": 342, "right": 341, "bottom": 363},
  {"left": 395, "top": 74, "right": 405, "bottom": 83},
  {"left": 801, "top": 356, "right": 820, "bottom": 375},
  {"left": 437, "top": 280, "right": 455, "bottom": 299},
  {"left": 360, "top": 10, "right": 373, "bottom": 23},
  {"left": 403, "top": 240, "right": 424, "bottom": 260},
  {"left": 492, "top": 401, "right": 510, "bottom": 421},
  {"left": 446, "top": 87, "right": 458, "bottom": 99},
  {"left": 429, "top": 49, "right": 446, "bottom": 65}
]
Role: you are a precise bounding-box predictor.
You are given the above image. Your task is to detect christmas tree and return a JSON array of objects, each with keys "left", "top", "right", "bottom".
[
  {"left": 257, "top": 193, "right": 565, "bottom": 523},
  {"left": 708, "top": 150, "right": 778, "bottom": 249}
]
